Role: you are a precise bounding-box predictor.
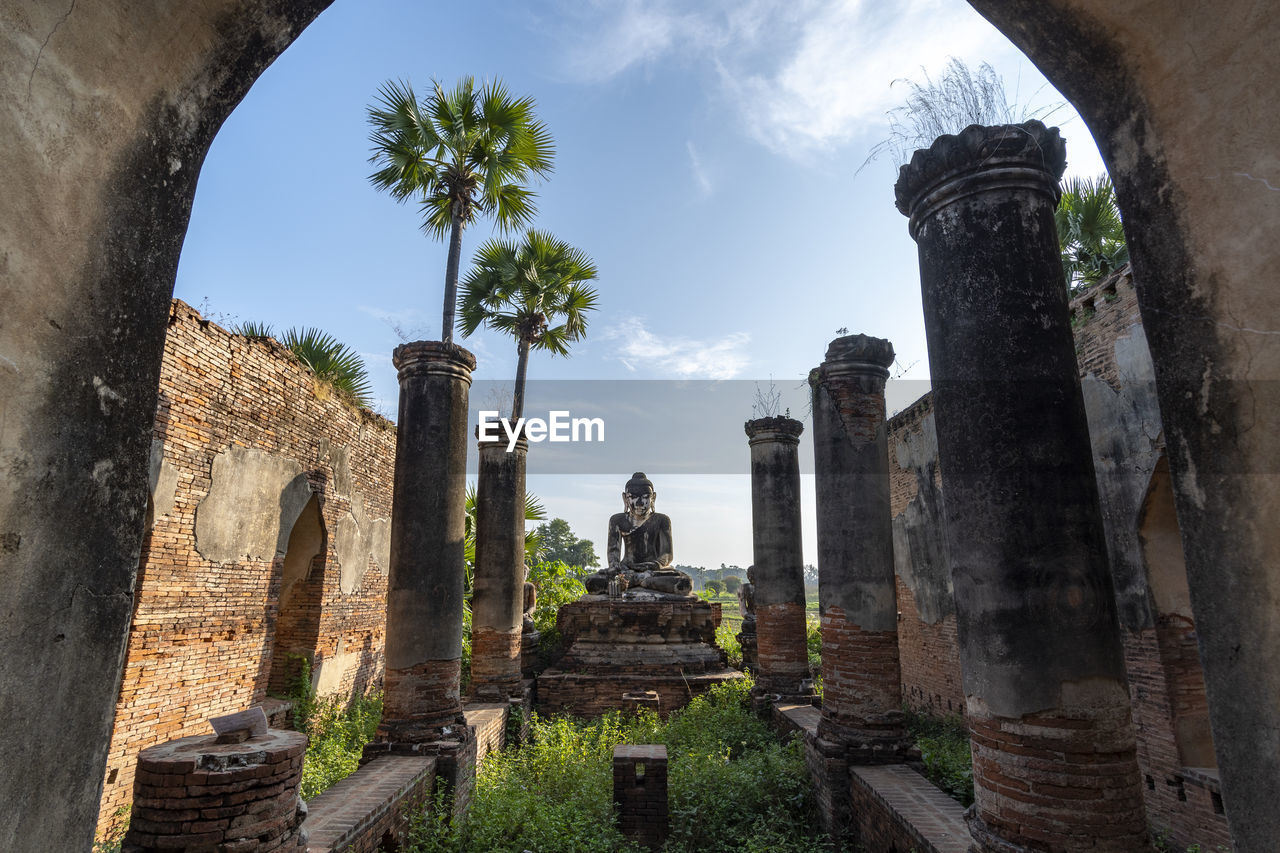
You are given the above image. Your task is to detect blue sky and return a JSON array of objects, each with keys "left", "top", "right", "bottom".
[{"left": 175, "top": 0, "right": 1105, "bottom": 570}]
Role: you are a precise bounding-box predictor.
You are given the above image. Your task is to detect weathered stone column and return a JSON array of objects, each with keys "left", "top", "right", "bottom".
[
  {"left": 378, "top": 341, "right": 476, "bottom": 742},
  {"left": 811, "top": 334, "right": 908, "bottom": 760},
  {"left": 896, "top": 122, "right": 1150, "bottom": 852},
  {"left": 744, "top": 417, "right": 810, "bottom": 697},
  {"left": 470, "top": 435, "right": 527, "bottom": 698}
]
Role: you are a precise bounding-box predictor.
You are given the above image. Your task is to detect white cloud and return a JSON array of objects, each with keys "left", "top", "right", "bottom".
[
  {"left": 602, "top": 316, "right": 750, "bottom": 379},
  {"left": 686, "top": 140, "right": 712, "bottom": 196},
  {"left": 552, "top": 0, "right": 1083, "bottom": 162}
]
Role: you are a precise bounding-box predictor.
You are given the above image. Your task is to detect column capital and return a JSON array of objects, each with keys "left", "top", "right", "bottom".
[
  {"left": 894, "top": 121, "right": 1066, "bottom": 238},
  {"left": 818, "top": 334, "right": 895, "bottom": 383},
  {"left": 393, "top": 340, "right": 477, "bottom": 384},
  {"left": 744, "top": 415, "right": 804, "bottom": 445}
]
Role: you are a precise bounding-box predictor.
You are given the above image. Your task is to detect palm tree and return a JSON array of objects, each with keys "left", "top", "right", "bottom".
[
  {"left": 1056, "top": 174, "right": 1128, "bottom": 291},
  {"left": 236, "top": 323, "right": 373, "bottom": 407},
  {"left": 367, "top": 78, "right": 554, "bottom": 344},
  {"left": 457, "top": 230, "right": 600, "bottom": 420}
]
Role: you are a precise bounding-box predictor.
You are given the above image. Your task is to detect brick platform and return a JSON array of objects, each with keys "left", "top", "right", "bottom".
[
  {"left": 851, "top": 764, "right": 969, "bottom": 853},
  {"left": 122, "top": 728, "right": 307, "bottom": 852},
  {"left": 302, "top": 756, "right": 436, "bottom": 853},
  {"left": 538, "top": 595, "right": 743, "bottom": 717}
]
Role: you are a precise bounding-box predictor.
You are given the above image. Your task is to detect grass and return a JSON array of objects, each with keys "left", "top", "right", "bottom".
[{"left": 408, "top": 678, "right": 827, "bottom": 853}]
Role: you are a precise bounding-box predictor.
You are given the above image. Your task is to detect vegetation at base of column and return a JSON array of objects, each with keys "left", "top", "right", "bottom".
[
  {"left": 406, "top": 678, "right": 825, "bottom": 853},
  {"left": 903, "top": 706, "right": 974, "bottom": 806},
  {"left": 287, "top": 656, "right": 383, "bottom": 801},
  {"left": 367, "top": 77, "right": 554, "bottom": 344}
]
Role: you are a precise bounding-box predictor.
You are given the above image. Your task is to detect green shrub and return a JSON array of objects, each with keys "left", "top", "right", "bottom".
[
  {"left": 408, "top": 677, "right": 824, "bottom": 852},
  {"left": 289, "top": 660, "right": 382, "bottom": 801},
  {"left": 705, "top": 579, "right": 724, "bottom": 596},
  {"left": 903, "top": 707, "right": 974, "bottom": 807},
  {"left": 715, "top": 621, "right": 743, "bottom": 670}
]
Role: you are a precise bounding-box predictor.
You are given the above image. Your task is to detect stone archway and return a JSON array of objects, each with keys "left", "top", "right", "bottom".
[{"left": 2, "top": 1, "right": 1277, "bottom": 849}]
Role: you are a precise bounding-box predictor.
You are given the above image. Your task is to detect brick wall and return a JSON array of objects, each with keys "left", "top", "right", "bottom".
[
  {"left": 888, "top": 394, "right": 964, "bottom": 715},
  {"left": 97, "top": 300, "right": 397, "bottom": 839}
]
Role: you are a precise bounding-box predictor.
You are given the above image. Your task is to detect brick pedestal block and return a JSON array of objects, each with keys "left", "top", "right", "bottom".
[
  {"left": 614, "top": 745, "right": 669, "bottom": 850},
  {"left": 379, "top": 658, "right": 465, "bottom": 739},
  {"left": 122, "top": 729, "right": 307, "bottom": 852}
]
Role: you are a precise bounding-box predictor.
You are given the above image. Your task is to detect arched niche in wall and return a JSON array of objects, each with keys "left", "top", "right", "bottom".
[
  {"left": 1138, "top": 455, "right": 1216, "bottom": 770},
  {"left": 267, "top": 491, "right": 327, "bottom": 696}
]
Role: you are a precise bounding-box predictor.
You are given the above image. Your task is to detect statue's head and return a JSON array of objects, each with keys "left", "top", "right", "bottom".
[
  {"left": 747, "top": 565, "right": 756, "bottom": 584},
  {"left": 623, "top": 471, "right": 656, "bottom": 522}
]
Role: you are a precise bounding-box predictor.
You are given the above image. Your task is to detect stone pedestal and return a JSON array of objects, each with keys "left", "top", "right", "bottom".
[
  {"left": 471, "top": 436, "right": 527, "bottom": 699},
  {"left": 379, "top": 341, "right": 475, "bottom": 743},
  {"left": 614, "top": 745, "right": 670, "bottom": 851},
  {"left": 896, "top": 122, "right": 1150, "bottom": 852},
  {"left": 122, "top": 729, "right": 307, "bottom": 852},
  {"left": 537, "top": 594, "right": 743, "bottom": 716},
  {"left": 745, "top": 417, "right": 811, "bottom": 697},
  {"left": 811, "top": 334, "right": 908, "bottom": 761}
]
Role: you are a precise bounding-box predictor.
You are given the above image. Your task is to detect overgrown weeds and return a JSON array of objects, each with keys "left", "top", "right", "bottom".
[
  {"left": 903, "top": 706, "right": 974, "bottom": 807},
  {"left": 407, "top": 678, "right": 825, "bottom": 852},
  {"left": 288, "top": 657, "right": 382, "bottom": 800}
]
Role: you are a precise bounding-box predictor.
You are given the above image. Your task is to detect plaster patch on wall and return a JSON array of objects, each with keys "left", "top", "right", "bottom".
[
  {"left": 194, "top": 445, "right": 311, "bottom": 563},
  {"left": 147, "top": 439, "right": 178, "bottom": 522},
  {"left": 891, "top": 413, "right": 953, "bottom": 624},
  {"left": 335, "top": 492, "right": 390, "bottom": 594}
]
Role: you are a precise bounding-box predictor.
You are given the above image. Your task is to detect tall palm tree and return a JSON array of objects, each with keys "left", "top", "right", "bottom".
[
  {"left": 1056, "top": 174, "right": 1129, "bottom": 291},
  {"left": 367, "top": 78, "right": 555, "bottom": 343},
  {"left": 457, "top": 230, "right": 600, "bottom": 421}
]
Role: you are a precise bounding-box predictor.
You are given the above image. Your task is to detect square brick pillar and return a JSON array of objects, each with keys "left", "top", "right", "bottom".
[{"left": 613, "top": 745, "right": 670, "bottom": 850}]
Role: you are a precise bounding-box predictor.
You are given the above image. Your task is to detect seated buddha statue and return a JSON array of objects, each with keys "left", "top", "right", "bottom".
[{"left": 584, "top": 472, "right": 693, "bottom": 596}]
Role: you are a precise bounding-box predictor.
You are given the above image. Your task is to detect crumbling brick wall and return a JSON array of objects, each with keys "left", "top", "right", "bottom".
[{"left": 96, "top": 300, "right": 396, "bottom": 839}]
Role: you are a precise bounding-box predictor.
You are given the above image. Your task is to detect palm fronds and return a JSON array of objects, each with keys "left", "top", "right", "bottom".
[
  {"left": 1056, "top": 174, "right": 1128, "bottom": 291},
  {"left": 279, "top": 327, "right": 374, "bottom": 408}
]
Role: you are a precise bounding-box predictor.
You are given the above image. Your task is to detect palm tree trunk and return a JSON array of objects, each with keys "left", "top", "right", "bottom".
[
  {"left": 441, "top": 214, "right": 465, "bottom": 343},
  {"left": 512, "top": 337, "right": 531, "bottom": 422}
]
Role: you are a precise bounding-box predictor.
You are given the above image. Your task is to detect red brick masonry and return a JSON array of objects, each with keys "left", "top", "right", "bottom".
[
  {"left": 122, "top": 729, "right": 307, "bottom": 852},
  {"left": 614, "top": 745, "right": 670, "bottom": 850},
  {"left": 820, "top": 607, "right": 903, "bottom": 747},
  {"left": 756, "top": 601, "right": 809, "bottom": 694},
  {"left": 967, "top": 698, "right": 1149, "bottom": 852}
]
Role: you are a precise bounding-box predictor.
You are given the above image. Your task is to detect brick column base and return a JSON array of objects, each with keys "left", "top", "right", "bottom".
[
  {"left": 818, "top": 609, "right": 908, "bottom": 761},
  {"left": 966, "top": 686, "right": 1150, "bottom": 852},
  {"left": 380, "top": 658, "right": 464, "bottom": 741},
  {"left": 756, "top": 602, "right": 810, "bottom": 696},
  {"left": 470, "top": 627, "right": 522, "bottom": 699}
]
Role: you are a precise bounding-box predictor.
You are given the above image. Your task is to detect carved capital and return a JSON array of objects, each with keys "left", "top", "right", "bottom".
[
  {"left": 894, "top": 121, "right": 1067, "bottom": 238},
  {"left": 393, "top": 340, "right": 477, "bottom": 384}
]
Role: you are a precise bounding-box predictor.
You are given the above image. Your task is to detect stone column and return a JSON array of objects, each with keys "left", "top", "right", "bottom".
[
  {"left": 744, "top": 416, "right": 810, "bottom": 697},
  {"left": 811, "top": 334, "right": 907, "bottom": 760},
  {"left": 895, "top": 122, "right": 1150, "bottom": 852},
  {"left": 470, "top": 435, "right": 527, "bottom": 699},
  {"left": 378, "top": 341, "right": 475, "bottom": 743}
]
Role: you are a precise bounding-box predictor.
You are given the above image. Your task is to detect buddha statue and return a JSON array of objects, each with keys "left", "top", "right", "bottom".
[{"left": 585, "top": 472, "right": 693, "bottom": 596}]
